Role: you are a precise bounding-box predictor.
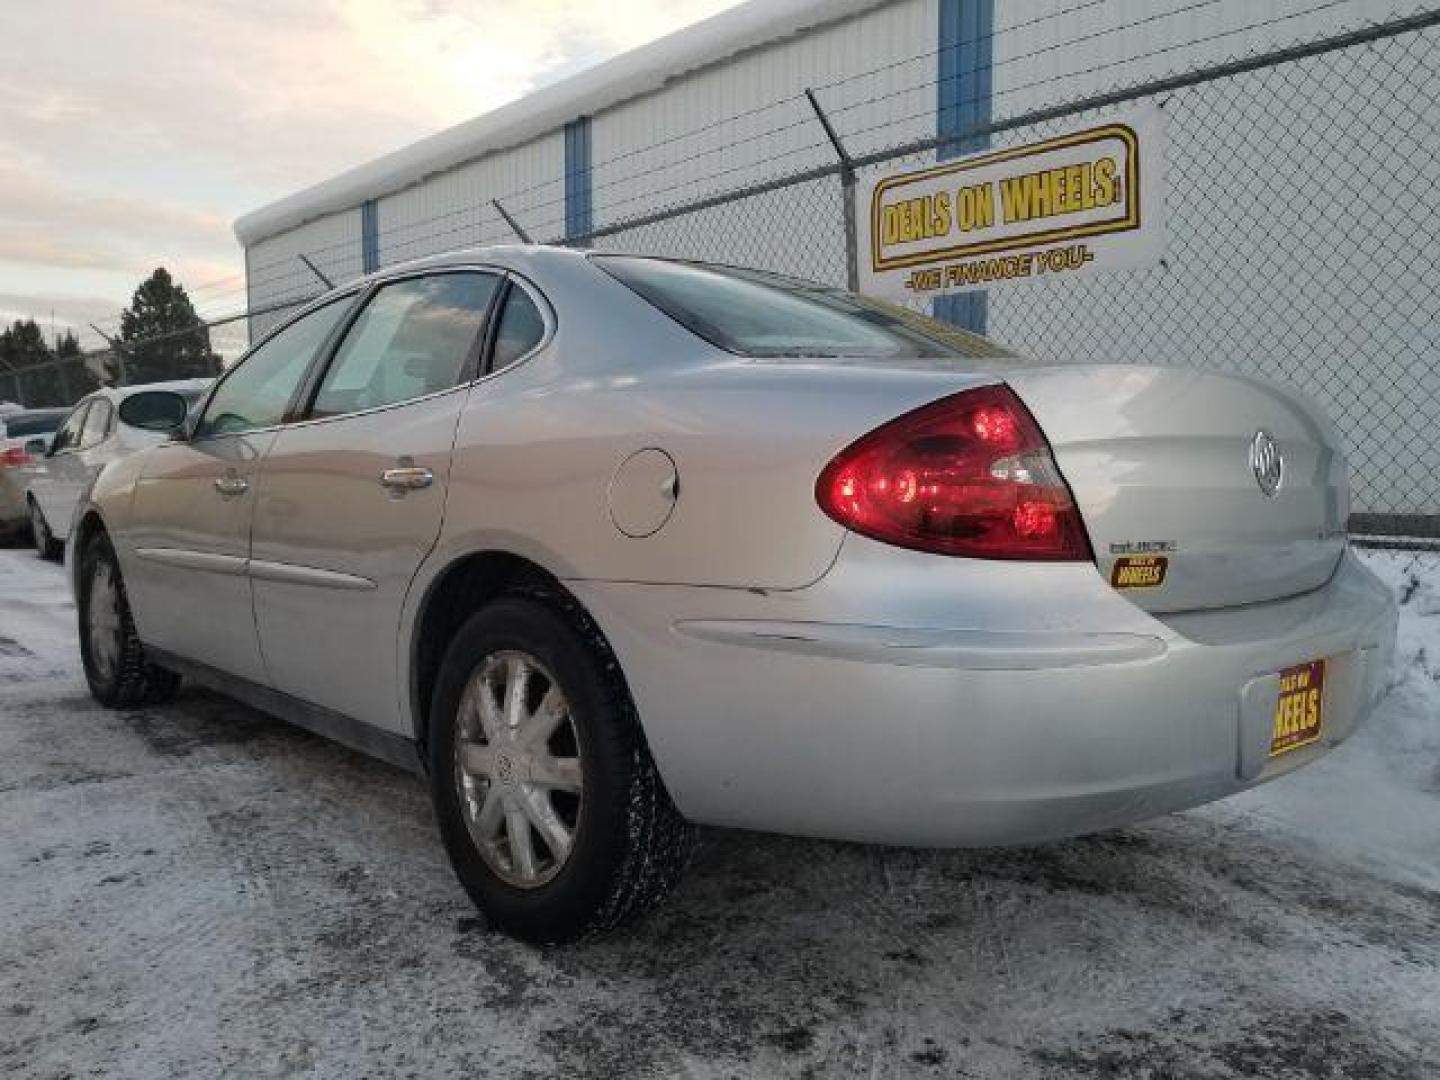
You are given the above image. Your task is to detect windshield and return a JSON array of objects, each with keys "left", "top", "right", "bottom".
[
  {"left": 593, "top": 256, "right": 1009, "bottom": 360},
  {"left": 1, "top": 410, "right": 67, "bottom": 437}
]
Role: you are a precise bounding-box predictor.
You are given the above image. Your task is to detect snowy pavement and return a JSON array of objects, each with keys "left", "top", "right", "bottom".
[{"left": 1, "top": 542, "right": 1437, "bottom": 1079}]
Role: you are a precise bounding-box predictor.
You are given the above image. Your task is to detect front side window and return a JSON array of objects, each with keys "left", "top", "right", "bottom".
[
  {"left": 80, "top": 398, "right": 113, "bottom": 448},
  {"left": 196, "top": 296, "right": 352, "bottom": 439},
  {"left": 594, "top": 256, "right": 1009, "bottom": 360},
  {"left": 49, "top": 402, "right": 90, "bottom": 454},
  {"left": 311, "top": 272, "right": 499, "bottom": 418}
]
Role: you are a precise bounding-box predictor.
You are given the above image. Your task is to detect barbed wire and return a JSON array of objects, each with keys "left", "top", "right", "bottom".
[
  {"left": 10, "top": 5, "right": 1437, "bottom": 547},
  {"left": 240, "top": 0, "right": 1373, "bottom": 290}
]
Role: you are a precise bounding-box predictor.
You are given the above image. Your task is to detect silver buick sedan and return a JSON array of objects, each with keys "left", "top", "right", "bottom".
[{"left": 72, "top": 246, "right": 1398, "bottom": 942}]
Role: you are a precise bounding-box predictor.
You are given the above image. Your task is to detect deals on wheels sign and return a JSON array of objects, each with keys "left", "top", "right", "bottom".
[{"left": 857, "top": 106, "right": 1167, "bottom": 301}]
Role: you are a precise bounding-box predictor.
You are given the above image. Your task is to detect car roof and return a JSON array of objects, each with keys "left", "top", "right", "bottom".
[{"left": 81, "top": 379, "right": 214, "bottom": 404}]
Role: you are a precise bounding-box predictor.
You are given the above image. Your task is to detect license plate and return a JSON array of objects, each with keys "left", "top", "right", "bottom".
[{"left": 1271, "top": 659, "right": 1325, "bottom": 757}]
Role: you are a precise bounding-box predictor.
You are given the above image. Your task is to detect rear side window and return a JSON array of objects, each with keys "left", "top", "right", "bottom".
[
  {"left": 311, "top": 272, "right": 499, "bottom": 418},
  {"left": 490, "top": 285, "right": 546, "bottom": 373},
  {"left": 594, "top": 256, "right": 1008, "bottom": 360},
  {"left": 197, "top": 296, "right": 353, "bottom": 438},
  {"left": 80, "top": 398, "right": 113, "bottom": 448}
]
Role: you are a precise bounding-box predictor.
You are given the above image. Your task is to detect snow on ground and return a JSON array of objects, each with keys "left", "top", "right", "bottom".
[{"left": 1, "top": 542, "right": 1437, "bottom": 1079}]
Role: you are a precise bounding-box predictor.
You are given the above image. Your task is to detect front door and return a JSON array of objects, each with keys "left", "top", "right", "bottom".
[
  {"left": 124, "top": 295, "right": 356, "bottom": 681},
  {"left": 249, "top": 270, "right": 502, "bottom": 734}
]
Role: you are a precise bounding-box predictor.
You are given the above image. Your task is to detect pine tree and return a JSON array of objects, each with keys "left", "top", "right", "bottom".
[
  {"left": 0, "top": 319, "right": 60, "bottom": 405},
  {"left": 117, "top": 268, "right": 222, "bottom": 384},
  {"left": 55, "top": 330, "right": 100, "bottom": 397}
]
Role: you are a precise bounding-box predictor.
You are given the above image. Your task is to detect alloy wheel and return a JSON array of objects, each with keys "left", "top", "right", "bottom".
[{"left": 454, "top": 650, "right": 584, "bottom": 889}]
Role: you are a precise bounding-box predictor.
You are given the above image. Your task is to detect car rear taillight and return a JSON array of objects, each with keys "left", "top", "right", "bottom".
[
  {"left": 816, "top": 384, "right": 1092, "bottom": 561},
  {"left": 0, "top": 447, "right": 30, "bottom": 468}
]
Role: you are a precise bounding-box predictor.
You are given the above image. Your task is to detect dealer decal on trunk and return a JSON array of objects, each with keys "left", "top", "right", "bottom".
[{"left": 1110, "top": 554, "right": 1168, "bottom": 589}]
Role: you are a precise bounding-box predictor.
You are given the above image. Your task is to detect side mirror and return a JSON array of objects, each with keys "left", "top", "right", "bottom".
[{"left": 118, "top": 390, "right": 190, "bottom": 434}]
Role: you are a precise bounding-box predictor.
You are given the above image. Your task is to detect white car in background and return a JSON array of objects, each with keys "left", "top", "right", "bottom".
[
  {"left": 0, "top": 407, "right": 69, "bottom": 536},
  {"left": 26, "top": 380, "right": 211, "bottom": 558}
]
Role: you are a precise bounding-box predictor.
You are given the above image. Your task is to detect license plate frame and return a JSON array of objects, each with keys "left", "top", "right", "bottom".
[{"left": 1270, "top": 658, "right": 1326, "bottom": 758}]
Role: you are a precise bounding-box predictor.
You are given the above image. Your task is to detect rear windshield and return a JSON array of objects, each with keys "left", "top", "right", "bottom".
[
  {"left": 593, "top": 256, "right": 1009, "bottom": 360},
  {"left": 1, "top": 410, "right": 67, "bottom": 437}
]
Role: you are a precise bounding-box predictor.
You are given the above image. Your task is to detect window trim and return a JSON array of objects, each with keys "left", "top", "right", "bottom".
[
  {"left": 49, "top": 399, "right": 93, "bottom": 457},
  {"left": 480, "top": 273, "right": 556, "bottom": 378},
  {"left": 79, "top": 397, "right": 115, "bottom": 449},
  {"left": 186, "top": 261, "right": 556, "bottom": 442},
  {"left": 189, "top": 288, "right": 365, "bottom": 444},
  {"left": 292, "top": 266, "right": 507, "bottom": 426}
]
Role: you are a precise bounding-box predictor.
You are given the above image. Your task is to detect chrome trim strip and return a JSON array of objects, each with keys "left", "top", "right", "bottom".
[
  {"left": 133, "top": 548, "right": 248, "bottom": 576},
  {"left": 673, "top": 620, "right": 1167, "bottom": 670},
  {"left": 247, "top": 559, "right": 376, "bottom": 591}
]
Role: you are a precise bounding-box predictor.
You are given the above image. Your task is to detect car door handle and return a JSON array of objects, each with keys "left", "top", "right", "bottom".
[
  {"left": 380, "top": 466, "right": 434, "bottom": 491},
  {"left": 213, "top": 475, "right": 249, "bottom": 498}
]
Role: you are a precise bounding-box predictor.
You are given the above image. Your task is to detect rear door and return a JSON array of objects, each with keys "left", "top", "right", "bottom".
[
  {"left": 248, "top": 269, "right": 502, "bottom": 734},
  {"left": 125, "top": 296, "right": 356, "bottom": 680}
]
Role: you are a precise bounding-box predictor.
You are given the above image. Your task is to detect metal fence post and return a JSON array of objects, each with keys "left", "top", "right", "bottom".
[
  {"left": 805, "top": 89, "right": 860, "bottom": 293},
  {"left": 89, "top": 325, "right": 126, "bottom": 386},
  {"left": 492, "top": 199, "right": 534, "bottom": 244},
  {"left": 298, "top": 254, "right": 334, "bottom": 290}
]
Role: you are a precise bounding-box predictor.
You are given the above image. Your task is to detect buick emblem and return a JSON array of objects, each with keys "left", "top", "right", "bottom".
[{"left": 1249, "top": 430, "right": 1284, "bottom": 498}]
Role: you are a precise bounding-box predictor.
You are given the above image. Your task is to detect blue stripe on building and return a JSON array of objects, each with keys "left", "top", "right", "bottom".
[
  {"left": 564, "top": 116, "right": 594, "bottom": 243},
  {"left": 361, "top": 199, "right": 380, "bottom": 274},
  {"left": 935, "top": 0, "right": 994, "bottom": 334}
]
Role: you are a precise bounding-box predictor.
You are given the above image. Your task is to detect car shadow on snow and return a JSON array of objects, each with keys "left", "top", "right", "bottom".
[{"left": 107, "top": 688, "right": 1440, "bottom": 1079}]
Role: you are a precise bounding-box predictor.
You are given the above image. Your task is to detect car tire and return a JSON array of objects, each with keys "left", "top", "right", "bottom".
[
  {"left": 78, "top": 533, "right": 181, "bottom": 708},
  {"left": 429, "top": 594, "right": 695, "bottom": 944},
  {"left": 28, "top": 499, "right": 61, "bottom": 561}
]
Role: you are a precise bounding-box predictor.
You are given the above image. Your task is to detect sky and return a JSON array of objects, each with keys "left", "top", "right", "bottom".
[{"left": 0, "top": 0, "right": 743, "bottom": 351}]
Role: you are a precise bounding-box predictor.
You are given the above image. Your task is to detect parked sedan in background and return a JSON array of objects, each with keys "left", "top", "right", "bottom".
[
  {"left": 26, "top": 380, "right": 210, "bottom": 558},
  {"left": 0, "top": 407, "right": 68, "bottom": 538},
  {"left": 69, "top": 247, "right": 1397, "bottom": 943}
]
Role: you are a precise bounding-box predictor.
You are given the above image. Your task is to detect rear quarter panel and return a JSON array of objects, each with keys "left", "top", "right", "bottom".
[{"left": 438, "top": 353, "right": 1001, "bottom": 590}]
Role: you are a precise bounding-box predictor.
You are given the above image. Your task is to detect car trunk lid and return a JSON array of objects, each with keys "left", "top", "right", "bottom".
[{"left": 1005, "top": 365, "right": 1348, "bottom": 613}]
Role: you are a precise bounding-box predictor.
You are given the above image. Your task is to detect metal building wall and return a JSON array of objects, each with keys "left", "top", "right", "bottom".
[
  {"left": 588, "top": 0, "right": 938, "bottom": 281},
  {"left": 981, "top": 0, "right": 1439, "bottom": 517},
  {"left": 989, "top": 0, "right": 1406, "bottom": 115},
  {"left": 375, "top": 132, "right": 566, "bottom": 266},
  {"left": 245, "top": 208, "right": 364, "bottom": 338}
]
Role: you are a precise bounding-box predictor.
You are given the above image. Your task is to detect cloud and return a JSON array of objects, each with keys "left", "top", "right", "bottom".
[{"left": 0, "top": 0, "right": 743, "bottom": 345}]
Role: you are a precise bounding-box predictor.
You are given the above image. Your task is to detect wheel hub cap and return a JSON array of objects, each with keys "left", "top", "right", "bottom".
[{"left": 454, "top": 651, "right": 584, "bottom": 889}]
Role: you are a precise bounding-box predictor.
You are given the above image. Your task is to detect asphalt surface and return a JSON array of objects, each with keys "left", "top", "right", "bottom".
[{"left": 1, "top": 542, "right": 1437, "bottom": 1079}]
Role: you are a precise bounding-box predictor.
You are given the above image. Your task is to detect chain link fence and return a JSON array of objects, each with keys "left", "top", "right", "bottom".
[
  {"left": 0, "top": 355, "right": 97, "bottom": 409},
  {"left": 581, "top": 11, "right": 1439, "bottom": 552},
  {"left": 13, "top": 8, "right": 1437, "bottom": 571}
]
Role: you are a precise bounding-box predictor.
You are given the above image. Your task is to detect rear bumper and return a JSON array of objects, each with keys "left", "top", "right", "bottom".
[{"left": 572, "top": 547, "right": 1397, "bottom": 847}]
